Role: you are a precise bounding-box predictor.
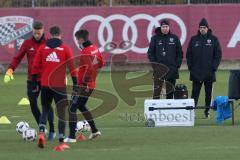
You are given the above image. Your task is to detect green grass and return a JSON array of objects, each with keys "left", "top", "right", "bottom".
[{"left": 0, "top": 70, "right": 240, "bottom": 160}]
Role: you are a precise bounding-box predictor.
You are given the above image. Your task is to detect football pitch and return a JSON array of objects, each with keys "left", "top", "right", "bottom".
[{"left": 0, "top": 70, "right": 240, "bottom": 160}]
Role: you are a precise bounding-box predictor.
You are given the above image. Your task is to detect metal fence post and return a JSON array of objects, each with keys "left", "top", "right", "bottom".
[
  {"left": 109, "top": 0, "right": 113, "bottom": 7},
  {"left": 32, "top": 0, "right": 35, "bottom": 8},
  {"left": 48, "top": 0, "right": 51, "bottom": 7}
]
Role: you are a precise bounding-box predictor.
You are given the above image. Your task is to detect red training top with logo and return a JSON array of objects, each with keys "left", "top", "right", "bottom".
[
  {"left": 8, "top": 36, "right": 47, "bottom": 80},
  {"left": 78, "top": 44, "right": 105, "bottom": 89},
  {"left": 32, "top": 42, "right": 77, "bottom": 88}
]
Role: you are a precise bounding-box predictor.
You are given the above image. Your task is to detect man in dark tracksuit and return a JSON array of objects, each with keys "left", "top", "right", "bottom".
[
  {"left": 186, "top": 18, "right": 222, "bottom": 118},
  {"left": 147, "top": 19, "right": 183, "bottom": 99}
]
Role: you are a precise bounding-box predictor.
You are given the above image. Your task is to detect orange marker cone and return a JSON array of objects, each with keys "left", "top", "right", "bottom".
[{"left": 77, "top": 133, "right": 86, "bottom": 141}]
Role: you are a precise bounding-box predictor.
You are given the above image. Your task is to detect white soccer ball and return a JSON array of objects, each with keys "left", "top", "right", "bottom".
[
  {"left": 76, "top": 121, "right": 84, "bottom": 132},
  {"left": 16, "top": 121, "right": 29, "bottom": 134},
  {"left": 76, "top": 120, "right": 91, "bottom": 132},
  {"left": 22, "top": 128, "right": 37, "bottom": 141}
]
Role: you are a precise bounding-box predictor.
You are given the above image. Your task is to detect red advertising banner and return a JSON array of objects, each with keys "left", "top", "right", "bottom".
[{"left": 0, "top": 5, "right": 240, "bottom": 63}]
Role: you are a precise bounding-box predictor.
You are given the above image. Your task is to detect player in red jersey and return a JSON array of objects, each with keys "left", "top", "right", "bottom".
[
  {"left": 3, "top": 21, "right": 55, "bottom": 140},
  {"left": 32, "top": 26, "right": 77, "bottom": 151},
  {"left": 64, "top": 29, "right": 105, "bottom": 143}
]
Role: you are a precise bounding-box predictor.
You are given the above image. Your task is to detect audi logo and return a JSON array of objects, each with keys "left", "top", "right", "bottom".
[{"left": 73, "top": 13, "right": 187, "bottom": 54}]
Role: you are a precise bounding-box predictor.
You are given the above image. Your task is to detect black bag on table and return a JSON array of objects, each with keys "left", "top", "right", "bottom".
[
  {"left": 174, "top": 84, "right": 188, "bottom": 99},
  {"left": 228, "top": 70, "right": 240, "bottom": 100}
]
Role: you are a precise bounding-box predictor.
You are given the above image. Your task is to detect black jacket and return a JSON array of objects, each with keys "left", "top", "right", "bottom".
[
  {"left": 147, "top": 27, "right": 183, "bottom": 79},
  {"left": 186, "top": 29, "right": 222, "bottom": 82}
]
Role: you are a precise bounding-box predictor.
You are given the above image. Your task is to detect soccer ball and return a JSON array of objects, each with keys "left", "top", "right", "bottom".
[
  {"left": 76, "top": 120, "right": 91, "bottom": 132},
  {"left": 22, "top": 128, "right": 37, "bottom": 141},
  {"left": 16, "top": 121, "right": 29, "bottom": 134}
]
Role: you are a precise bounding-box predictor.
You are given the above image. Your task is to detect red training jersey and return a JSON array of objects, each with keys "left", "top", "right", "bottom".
[
  {"left": 78, "top": 43, "right": 105, "bottom": 89},
  {"left": 32, "top": 39, "right": 77, "bottom": 88},
  {"left": 8, "top": 36, "right": 47, "bottom": 80}
]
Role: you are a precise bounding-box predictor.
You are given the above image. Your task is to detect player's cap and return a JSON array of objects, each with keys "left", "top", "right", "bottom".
[{"left": 199, "top": 18, "right": 209, "bottom": 28}]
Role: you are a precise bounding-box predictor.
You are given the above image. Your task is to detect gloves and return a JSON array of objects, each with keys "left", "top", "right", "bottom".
[
  {"left": 71, "top": 76, "right": 78, "bottom": 94},
  {"left": 4, "top": 68, "right": 14, "bottom": 83},
  {"left": 73, "top": 85, "right": 78, "bottom": 94},
  {"left": 212, "top": 67, "right": 217, "bottom": 72},
  {"left": 32, "top": 81, "right": 39, "bottom": 93},
  {"left": 83, "top": 76, "right": 90, "bottom": 86}
]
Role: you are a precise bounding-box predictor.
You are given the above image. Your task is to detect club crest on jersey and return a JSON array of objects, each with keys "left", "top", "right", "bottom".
[
  {"left": 0, "top": 16, "right": 33, "bottom": 55},
  {"left": 194, "top": 41, "right": 199, "bottom": 47},
  {"left": 158, "top": 40, "right": 162, "bottom": 45},
  {"left": 91, "top": 49, "right": 98, "bottom": 55},
  {"left": 207, "top": 39, "right": 211, "bottom": 44},
  {"left": 29, "top": 47, "right": 34, "bottom": 51}
]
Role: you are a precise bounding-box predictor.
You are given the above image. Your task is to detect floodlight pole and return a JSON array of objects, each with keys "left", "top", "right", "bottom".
[
  {"left": 32, "top": 0, "right": 35, "bottom": 8},
  {"left": 109, "top": 0, "right": 113, "bottom": 7}
]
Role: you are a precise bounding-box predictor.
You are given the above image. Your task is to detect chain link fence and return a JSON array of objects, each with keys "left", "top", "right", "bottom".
[{"left": 0, "top": 0, "right": 240, "bottom": 8}]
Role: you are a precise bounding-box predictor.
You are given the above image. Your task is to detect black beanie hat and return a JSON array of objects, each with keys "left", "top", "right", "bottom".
[
  {"left": 199, "top": 18, "right": 209, "bottom": 28},
  {"left": 160, "top": 19, "right": 170, "bottom": 26}
]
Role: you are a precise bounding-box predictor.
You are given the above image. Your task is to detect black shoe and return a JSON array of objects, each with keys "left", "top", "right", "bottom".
[{"left": 204, "top": 110, "right": 210, "bottom": 119}]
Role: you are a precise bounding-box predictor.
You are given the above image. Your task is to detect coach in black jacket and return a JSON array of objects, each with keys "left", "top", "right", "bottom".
[
  {"left": 186, "top": 18, "right": 222, "bottom": 118},
  {"left": 148, "top": 19, "right": 183, "bottom": 99}
]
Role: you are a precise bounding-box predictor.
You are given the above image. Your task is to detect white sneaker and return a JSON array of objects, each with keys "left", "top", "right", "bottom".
[
  {"left": 89, "top": 131, "right": 101, "bottom": 140},
  {"left": 64, "top": 137, "right": 77, "bottom": 143},
  {"left": 44, "top": 129, "right": 48, "bottom": 134},
  {"left": 204, "top": 109, "right": 210, "bottom": 119}
]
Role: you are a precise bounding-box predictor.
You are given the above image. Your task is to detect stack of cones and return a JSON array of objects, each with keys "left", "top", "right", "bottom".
[{"left": 77, "top": 133, "right": 86, "bottom": 141}]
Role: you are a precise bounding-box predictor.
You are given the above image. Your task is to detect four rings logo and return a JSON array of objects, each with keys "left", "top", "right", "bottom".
[
  {"left": 73, "top": 13, "right": 187, "bottom": 54},
  {"left": 0, "top": 16, "right": 33, "bottom": 54}
]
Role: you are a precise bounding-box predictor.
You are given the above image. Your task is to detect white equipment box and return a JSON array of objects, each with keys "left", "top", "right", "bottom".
[{"left": 144, "top": 99, "right": 195, "bottom": 127}]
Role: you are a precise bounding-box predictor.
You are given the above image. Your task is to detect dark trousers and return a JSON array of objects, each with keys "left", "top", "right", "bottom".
[
  {"left": 68, "top": 87, "right": 98, "bottom": 139},
  {"left": 39, "top": 87, "right": 68, "bottom": 142},
  {"left": 27, "top": 81, "right": 54, "bottom": 132},
  {"left": 153, "top": 78, "right": 176, "bottom": 99},
  {"left": 191, "top": 81, "right": 213, "bottom": 111}
]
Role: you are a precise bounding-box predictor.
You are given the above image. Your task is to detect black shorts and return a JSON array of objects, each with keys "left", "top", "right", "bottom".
[{"left": 41, "top": 87, "right": 68, "bottom": 108}]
